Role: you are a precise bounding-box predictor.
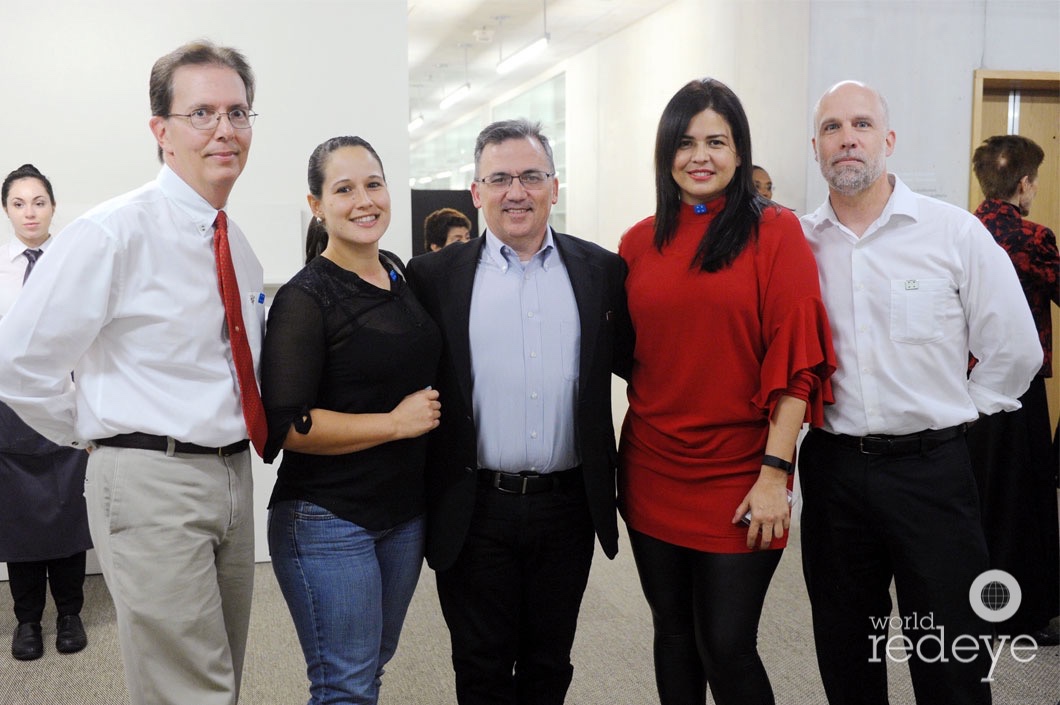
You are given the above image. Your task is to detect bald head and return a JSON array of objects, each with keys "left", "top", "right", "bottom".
[
  {"left": 811, "top": 80, "right": 895, "bottom": 198},
  {"left": 813, "top": 80, "right": 890, "bottom": 135}
]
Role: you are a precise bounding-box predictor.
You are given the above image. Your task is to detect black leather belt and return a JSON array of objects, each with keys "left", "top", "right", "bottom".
[
  {"left": 94, "top": 432, "right": 249, "bottom": 457},
  {"left": 478, "top": 467, "right": 581, "bottom": 495},
  {"left": 818, "top": 424, "right": 966, "bottom": 455}
]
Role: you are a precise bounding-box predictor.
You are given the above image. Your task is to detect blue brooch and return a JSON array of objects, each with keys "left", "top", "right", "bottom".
[{"left": 694, "top": 204, "right": 707, "bottom": 215}]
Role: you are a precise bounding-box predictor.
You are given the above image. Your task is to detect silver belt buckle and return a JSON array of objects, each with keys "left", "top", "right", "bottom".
[{"left": 858, "top": 436, "right": 886, "bottom": 455}]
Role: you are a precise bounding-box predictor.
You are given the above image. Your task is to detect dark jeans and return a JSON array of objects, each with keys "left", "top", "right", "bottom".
[
  {"left": 435, "top": 475, "right": 595, "bottom": 705},
  {"left": 800, "top": 430, "right": 992, "bottom": 705},
  {"left": 628, "top": 529, "right": 782, "bottom": 705},
  {"left": 7, "top": 551, "right": 87, "bottom": 624}
]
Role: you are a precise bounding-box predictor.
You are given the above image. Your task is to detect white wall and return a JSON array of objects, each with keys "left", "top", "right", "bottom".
[
  {"left": 0, "top": 0, "right": 412, "bottom": 278},
  {"left": 563, "top": 0, "right": 811, "bottom": 253},
  {"left": 0, "top": 0, "right": 408, "bottom": 568},
  {"left": 804, "top": 0, "right": 1060, "bottom": 213}
]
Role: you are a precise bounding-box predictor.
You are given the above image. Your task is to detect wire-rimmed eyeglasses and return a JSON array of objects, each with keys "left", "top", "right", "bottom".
[
  {"left": 166, "top": 108, "right": 258, "bottom": 130},
  {"left": 475, "top": 171, "right": 554, "bottom": 190}
]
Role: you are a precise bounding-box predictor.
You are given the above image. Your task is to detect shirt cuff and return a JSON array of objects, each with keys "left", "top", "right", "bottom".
[{"left": 967, "top": 380, "right": 1023, "bottom": 415}]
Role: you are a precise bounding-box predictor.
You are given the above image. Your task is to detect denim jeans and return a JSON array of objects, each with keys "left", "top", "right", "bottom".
[{"left": 268, "top": 501, "right": 425, "bottom": 705}]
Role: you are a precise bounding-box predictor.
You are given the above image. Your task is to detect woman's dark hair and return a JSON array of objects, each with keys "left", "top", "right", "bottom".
[
  {"left": 2, "top": 164, "right": 55, "bottom": 208},
  {"left": 653, "top": 78, "right": 762, "bottom": 272},
  {"left": 305, "top": 136, "right": 385, "bottom": 263},
  {"left": 423, "top": 207, "right": 472, "bottom": 251},
  {"left": 305, "top": 218, "right": 328, "bottom": 264}
]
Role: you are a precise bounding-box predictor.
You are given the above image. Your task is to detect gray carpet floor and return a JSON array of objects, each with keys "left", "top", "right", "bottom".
[{"left": 1, "top": 522, "right": 1058, "bottom": 704}]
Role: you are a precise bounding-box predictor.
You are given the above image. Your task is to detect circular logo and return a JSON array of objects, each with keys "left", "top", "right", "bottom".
[{"left": 968, "top": 569, "right": 1021, "bottom": 622}]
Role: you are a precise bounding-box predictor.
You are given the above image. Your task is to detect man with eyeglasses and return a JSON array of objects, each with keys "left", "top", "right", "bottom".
[
  {"left": 407, "top": 118, "right": 633, "bottom": 705},
  {"left": 0, "top": 41, "right": 263, "bottom": 705}
]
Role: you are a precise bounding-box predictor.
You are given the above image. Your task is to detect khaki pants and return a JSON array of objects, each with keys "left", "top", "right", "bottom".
[{"left": 85, "top": 446, "right": 255, "bottom": 705}]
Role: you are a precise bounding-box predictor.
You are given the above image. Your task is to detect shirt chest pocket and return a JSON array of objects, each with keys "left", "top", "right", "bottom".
[{"left": 889, "top": 278, "right": 949, "bottom": 344}]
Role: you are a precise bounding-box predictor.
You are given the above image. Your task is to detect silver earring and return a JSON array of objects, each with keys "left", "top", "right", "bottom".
[{"left": 316, "top": 216, "right": 323, "bottom": 223}]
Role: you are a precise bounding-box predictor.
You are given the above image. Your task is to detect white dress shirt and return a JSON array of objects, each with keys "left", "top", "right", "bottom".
[
  {"left": 801, "top": 174, "right": 1041, "bottom": 436},
  {"left": 0, "top": 236, "right": 53, "bottom": 316},
  {"left": 0, "top": 166, "right": 265, "bottom": 448},
  {"left": 468, "top": 228, "right": 581, "bottom": 473}
]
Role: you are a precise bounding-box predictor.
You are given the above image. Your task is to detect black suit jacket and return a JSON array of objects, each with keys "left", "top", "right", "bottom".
[{"left": 406, "top": 232, "right": 633, "bottom": 571}]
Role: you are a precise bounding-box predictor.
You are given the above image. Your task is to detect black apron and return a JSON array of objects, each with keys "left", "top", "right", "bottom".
[{"left": 0, "top": 402, "right": 92, "bottom": 562}]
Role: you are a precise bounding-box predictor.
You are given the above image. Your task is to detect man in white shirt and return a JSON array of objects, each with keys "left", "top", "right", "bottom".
[
  {"left": 799, "top": 81, "right": 1041, "bottom": 705},
  {"left": 0, "top": 41, "right": 264, "bottom": 705}
]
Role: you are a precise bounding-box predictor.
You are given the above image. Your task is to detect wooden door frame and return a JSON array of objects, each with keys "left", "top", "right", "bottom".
[
  {"left": 969, "top": 69, "right": 1060, "bottom": 208},
  {"left": 969, "top": 68, "right": 1060, "bottom": 429}
]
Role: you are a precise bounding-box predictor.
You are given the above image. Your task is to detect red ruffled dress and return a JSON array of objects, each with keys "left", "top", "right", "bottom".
[{"left": 618, "top": 200, "right": 835, "bottom": 553}]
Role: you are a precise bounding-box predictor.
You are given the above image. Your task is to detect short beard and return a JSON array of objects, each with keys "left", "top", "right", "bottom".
[{"left": 823, "top": 151, "right": 885, "bottom": 196}]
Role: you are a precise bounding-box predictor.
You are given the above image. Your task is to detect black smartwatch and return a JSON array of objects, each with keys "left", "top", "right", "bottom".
[{"left": 762, "top": 454, "right": 794, "bottom": 474}]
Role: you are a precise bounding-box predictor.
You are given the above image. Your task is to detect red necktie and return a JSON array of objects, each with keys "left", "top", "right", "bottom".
[{"left": 214, "top": 211, "right": 267, "bottom": 457}]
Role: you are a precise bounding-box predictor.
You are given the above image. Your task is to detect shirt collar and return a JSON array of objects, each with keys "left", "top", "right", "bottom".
[
  {"left": 156, "top": 164, "right": 226, "bottom": 237},
  {"left": 481, "top": 227, "right": 557, "bottom": 272},
  {"left": 806, "top": 173, "right": 916, "bottom": 236},
  {"left": 5, "top": 235, "right": 53, "bottom": 264}
]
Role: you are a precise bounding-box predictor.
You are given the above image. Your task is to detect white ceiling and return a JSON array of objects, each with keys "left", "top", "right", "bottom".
[{"left": 408, "top": 0, "right": 675, "bottom": 141}]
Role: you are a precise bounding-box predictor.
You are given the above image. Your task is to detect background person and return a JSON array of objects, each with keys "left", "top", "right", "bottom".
[
  {"left": 799, "top": 80, "right": 1041, "bottom": 705},
  {"left": 261, "top": 135, "right": 442, "bottom": 705},
  {"left": 0, "top": 164, "right": 90, "bottom": 661},
  {"left": 0, "top": 41, "right": 264, "bottom": 705},
  {"left": 618, "top": 78, "right": 835, "bottom": 705},
  {"left": 423, "top": 206, "right": 472, "bottom": 251},
  {"left": 751, "top": 164, "right": 773, "bottom": 200},
  {"left": 406, "top": 118, "right": 633, "bottom": 705},
  {"left": 969, "top": 134, "right": 1059, "bottom": 646}
]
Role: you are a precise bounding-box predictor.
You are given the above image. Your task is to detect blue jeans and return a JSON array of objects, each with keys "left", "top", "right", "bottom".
[{"left": 268, "top": 501, "right": 425, "bottom": 705}]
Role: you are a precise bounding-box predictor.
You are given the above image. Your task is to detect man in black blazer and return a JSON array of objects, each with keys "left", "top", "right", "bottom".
[{"left": 406, "top": 118, "right": 632, "bottom": 705}]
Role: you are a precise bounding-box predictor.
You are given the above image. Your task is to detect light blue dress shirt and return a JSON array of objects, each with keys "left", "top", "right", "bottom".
[{"left": 468, "top": 229, "right": 581, "bottom": 473}]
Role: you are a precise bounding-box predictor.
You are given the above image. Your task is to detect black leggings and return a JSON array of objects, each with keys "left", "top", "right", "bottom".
[{"left": 628, "top": 529, "right": 782, "bottom": 705}]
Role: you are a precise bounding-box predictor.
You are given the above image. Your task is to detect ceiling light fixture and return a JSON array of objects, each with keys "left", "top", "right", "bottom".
[
  {"left": 440, "top": 44, "right": 472, "bottom": 111},
  {"left": 439, "top": 83, "right": 470, "bottom": 110},
  {"left": 497, "top": 0, "right": 550, "bottom": 75},
  {"left": 408, "top": 114, "right": 424, "bottom": 132}
]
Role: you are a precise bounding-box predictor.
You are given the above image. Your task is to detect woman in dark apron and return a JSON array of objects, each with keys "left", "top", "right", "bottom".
[{"left": 1, "top": 164, "right": 92, "bottom": 660}]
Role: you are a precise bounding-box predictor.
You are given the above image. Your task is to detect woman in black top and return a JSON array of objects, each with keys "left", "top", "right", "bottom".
[{"left": 261, "top": 136, "right": 442, "bottom": 705}]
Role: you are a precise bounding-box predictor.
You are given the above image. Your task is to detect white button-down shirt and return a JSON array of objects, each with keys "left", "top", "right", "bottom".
[
  {"left": 0, "top": 166, "right": 265, "bottom": 447},
  {"left": 0, "top": 236, "right": 53, "bottom": 317},
  {"left": 801, "top": 174, "right": 1040, "bottom": 436}
]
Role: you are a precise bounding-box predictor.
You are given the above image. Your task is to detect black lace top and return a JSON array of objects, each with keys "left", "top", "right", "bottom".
[{"left": 261, "top": 251, "right": 442, "bottom": 530}]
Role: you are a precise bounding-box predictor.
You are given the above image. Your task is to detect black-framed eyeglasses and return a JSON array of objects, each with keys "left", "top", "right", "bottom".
[
  {"left": 476, "top": 171, "right": 554, "bottom": 189},
  {"left": 166, "top": 108, "right": 258, "bottom": 130}
]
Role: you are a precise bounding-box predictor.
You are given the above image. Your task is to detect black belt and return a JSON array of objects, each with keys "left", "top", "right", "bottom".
[
  {"left": 94, "top": 433, "right": 250, "bottom": 457},
  {"left": 818, "top": 424, "right": 966, "bottom": 455},
  {"left": 478, "top": 467, "right": 581, "bottom": 495}
]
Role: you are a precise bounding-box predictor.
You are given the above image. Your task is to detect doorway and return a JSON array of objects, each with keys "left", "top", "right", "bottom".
[{"left": 969, "top": 69, "right": 1060, "bottom": 430}]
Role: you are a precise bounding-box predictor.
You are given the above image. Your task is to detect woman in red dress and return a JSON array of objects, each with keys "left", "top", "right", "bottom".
[{"left": 618, "top": 78, "right": 835, "bottom": 705}]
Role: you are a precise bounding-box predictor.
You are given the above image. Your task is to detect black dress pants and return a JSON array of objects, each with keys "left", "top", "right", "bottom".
[
  {"left": 435, "top": 476, "right": 595, "bottom": 705},
  {"left": 7, "top": 551, "right": 87, "bottom": 624},
  {"left": 800, "top": 430, "right": 991, "bottom": 705}
]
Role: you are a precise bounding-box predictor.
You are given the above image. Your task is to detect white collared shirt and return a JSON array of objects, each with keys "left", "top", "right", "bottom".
[
  {"left": 0, "top": 166, "right": 265, "bottom": 447},
  {"left": 0, "top": 235, "right": 54, "bottom": 317},
  {"left": 801, "top": 174, "right": 1041, "bottom": 436},
  {"left": 468, "top": 228, "right": 581, "bottom": 472}
]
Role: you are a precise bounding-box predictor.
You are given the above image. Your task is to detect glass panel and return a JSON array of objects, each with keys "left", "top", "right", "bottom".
[{"left": 410, "top": 74, "right": 566, "bottom": 231}]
